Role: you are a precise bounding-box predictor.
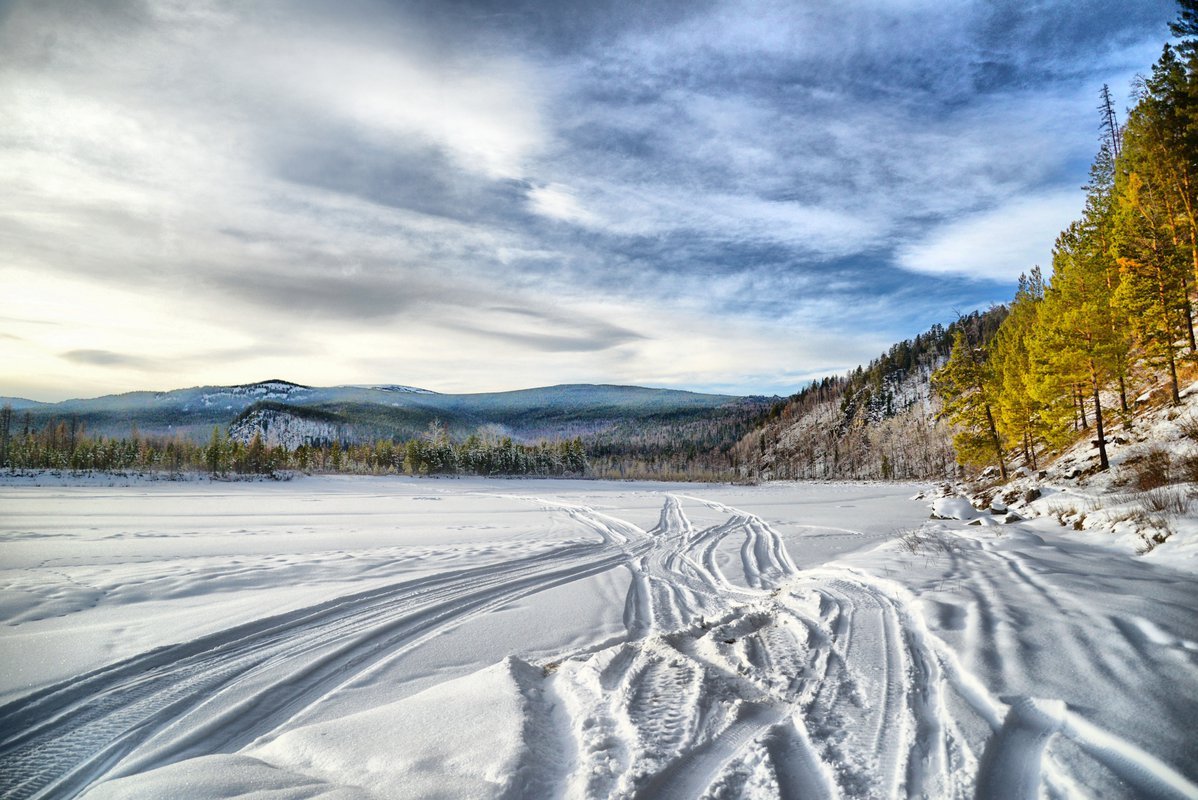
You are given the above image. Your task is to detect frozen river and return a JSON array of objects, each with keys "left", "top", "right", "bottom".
[{"left": 0, "top": 476, "right": 1194, "bottom": 798}]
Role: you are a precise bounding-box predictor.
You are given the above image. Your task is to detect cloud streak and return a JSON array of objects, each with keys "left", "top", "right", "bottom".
[{"left": 61, "top": 349, "right": 160, "bottom": 370}]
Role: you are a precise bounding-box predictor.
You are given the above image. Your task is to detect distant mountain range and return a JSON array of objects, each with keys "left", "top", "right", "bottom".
[{"left": 1, "top": 380, "right": 773, "bottom": 450}]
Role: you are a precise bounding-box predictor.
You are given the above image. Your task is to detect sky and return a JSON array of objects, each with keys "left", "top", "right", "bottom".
[{"left": 0, "top": 0, "right": 1181, "bottom": 402}]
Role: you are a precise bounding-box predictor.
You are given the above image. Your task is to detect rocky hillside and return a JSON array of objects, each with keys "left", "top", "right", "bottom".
[
  {"left": 733, "top": 308, "right": 1007, "bottom": 481},
  {"left": 227, "top": 404, "right": 346, "bottom": 450}
]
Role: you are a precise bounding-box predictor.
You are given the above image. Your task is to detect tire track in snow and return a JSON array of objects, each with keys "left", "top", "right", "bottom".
[
  {"left": 828, "top": 568, "right": 1198, "bottom": 800},
  {"left": 631, "top": 701, "right": 786, "bottom": 800},
  {"left": 0, "top": 539, "right": 631, "bottom": 800},
  {"left": 0, "top": 492, "right": 730, "bottom": 799},
  {"left": 762, "top": 717, "right": 839, "bottom": 800},
  {"left": 534, "top": 496, "right": 1198, "bottom": 799}
]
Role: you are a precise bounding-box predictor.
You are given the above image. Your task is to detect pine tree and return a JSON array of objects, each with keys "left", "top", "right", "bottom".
[
  {"left": 1086, "top": 139, "right": 1135, "bottom": 421},
  {"left": 1121, "top": 45, "right": 1198, "bottom": 308},
  {"left": 404, "top": 439, "right": 423, "bottom": 475},
  {"left": 205, "top": 426, "right": 224, "bottom": 475},
  {"left": 1112, "top": 168, "right": 1189, "bottom": 404},
  {"left": 247, "top": 432, "right": 266, "bottom": 474},
  {"left": 992, "top": 270, "right": 1045, "bottom": 469},
  {"left": 932, "top": 328, "right": 1007, "bottom": 479},
  {"left": 1035, "top": 220, "right": 1124, "bottom": 469},
  {"left": 0, "top": 404, "right": 11, "bottom": 468}
]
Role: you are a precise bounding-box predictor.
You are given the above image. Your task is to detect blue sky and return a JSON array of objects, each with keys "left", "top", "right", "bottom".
[{"left": 0, "top": 0, "right": 1178, "bottom": 400}]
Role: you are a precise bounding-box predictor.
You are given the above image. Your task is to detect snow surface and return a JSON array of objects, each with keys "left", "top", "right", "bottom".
[{"left": 0, "top": 476, "right": 1195, "bottom": 799}]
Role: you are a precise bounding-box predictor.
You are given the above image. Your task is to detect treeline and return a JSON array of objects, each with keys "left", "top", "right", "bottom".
[
  {"left": 935, "top": 4, "right": 1198, "bottom": 479},
  {"left": 586, "top": 401, "right": 767, "bottom": 481},
  {"left": 0, "top": 410, "right": 587, "bottom": 478}
]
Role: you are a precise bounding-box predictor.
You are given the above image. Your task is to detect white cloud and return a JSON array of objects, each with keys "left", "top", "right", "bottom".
[
  {"left": 242, "top": 35, "right": 544, "bottom": 180},
  {"left": 527, "top": 183, "right": 597, "bottom": 224},
  {"left": 895, "top": 188, "right": 1084, "bottom": 281}
]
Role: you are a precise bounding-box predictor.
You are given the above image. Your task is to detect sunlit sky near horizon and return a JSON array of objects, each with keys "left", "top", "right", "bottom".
[{"left": 0, "top": 0, "right": 1179, "bottom": 402}]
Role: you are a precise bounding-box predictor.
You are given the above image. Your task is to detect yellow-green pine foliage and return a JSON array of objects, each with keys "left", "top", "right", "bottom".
[
  {"left": 1027, "top": 282, "right": 1086, "bottom": 449},
  {"left": 1127, "top": 43, "right": 1198, "bottom": 287},
  {"left": 992, "top": 269, "right": 1046, "bottom": 467},
  {"left": 1038, "top": 219, "right": 1124, "bottom": 469},
  {"left": 932, "top": 329, "right": 1007, "bottom": 478},
  {"left": 1112, "top": 167, "right": 1188, "bottom": 403},
  {"left": 1110, "top": 44, "right": 1196, "bottom": 404}
]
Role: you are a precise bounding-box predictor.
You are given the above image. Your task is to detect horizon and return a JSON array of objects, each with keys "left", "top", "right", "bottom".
[{"left": 0, "top": 0, "right": 1178, "bottom": 402}]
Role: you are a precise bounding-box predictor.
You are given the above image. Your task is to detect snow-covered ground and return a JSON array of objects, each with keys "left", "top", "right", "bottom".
[{"left": 0, "top": 476, "right": 1194, "bottom": 799}]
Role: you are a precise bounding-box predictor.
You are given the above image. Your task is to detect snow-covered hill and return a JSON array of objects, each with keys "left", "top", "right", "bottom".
[
  {"left": 739, "top": 361, "right": 956, "bottom": 481},
  {"left": 733, "top": 309, "right": 1005, "bottom": 482},
  {"left": 5, "top": 380, "right": 763, "bottom": 448}
]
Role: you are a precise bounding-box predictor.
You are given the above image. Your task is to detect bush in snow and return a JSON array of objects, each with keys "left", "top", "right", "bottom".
[
  {"left": 1123, "top": 447, "right": 1172, "bottom": 490},
  {"left": 1138, "top": 486, "right": 1190, "bottom": 515}
]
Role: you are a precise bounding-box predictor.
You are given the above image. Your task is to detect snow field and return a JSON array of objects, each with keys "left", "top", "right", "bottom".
[{"left": 0, "top": 476, "right": 1195, "bottom": 798}]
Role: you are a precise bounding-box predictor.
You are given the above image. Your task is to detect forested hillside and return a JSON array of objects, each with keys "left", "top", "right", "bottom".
[
  {"left": 731, "top": 309, "right": 1006, "bottom": 481},
  {"left": 936, "top": 5, "right": 1198, "bottom": 481},
  {"left": 0, "top": 383, "right": 771, "bottom": 480},
  {"left": 738, "top": 4, "right": 1198, "bottom": 486}
]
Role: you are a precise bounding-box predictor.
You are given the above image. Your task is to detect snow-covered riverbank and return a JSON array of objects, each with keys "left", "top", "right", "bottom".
[{"left": 0, "top": 476, "right": 1193, "bottom": 798}]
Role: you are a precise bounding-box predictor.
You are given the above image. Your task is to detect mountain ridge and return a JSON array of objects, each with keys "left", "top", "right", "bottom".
[{"left": 1, "top": 381, "right": 769, "bottom": 456}]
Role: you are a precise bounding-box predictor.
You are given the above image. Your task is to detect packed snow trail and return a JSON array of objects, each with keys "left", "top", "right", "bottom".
[{"left": 1, "top": 480, "right": 1196, "bottom": 799}]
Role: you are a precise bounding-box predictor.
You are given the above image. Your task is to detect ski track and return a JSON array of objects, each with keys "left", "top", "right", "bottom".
[{"left": 4, "top": 489, "right": 1197, "bottom": 799}]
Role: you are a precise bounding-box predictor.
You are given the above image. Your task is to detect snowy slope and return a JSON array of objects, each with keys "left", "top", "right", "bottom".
[
  {"left": 745, "top": 362, "right": 956, "bottom": 482},
  {"left": 935, "top": 378, "right": 1198, "bottom": 570},
  {"left": 0, "top": 478, "right": 1194, "bottom": 798}
]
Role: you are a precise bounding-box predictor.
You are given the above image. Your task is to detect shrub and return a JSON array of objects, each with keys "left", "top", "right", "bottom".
[
  {"left": 1138, "top": 486, "right": 1190, "bottom": 515},
  {"left": 1124, "top": 448, "right": 1172, "bottom": 490},
  {"left": 1137, "top": 521, "right": 1174, "bottom": 554},
  {"left": 1108, "top": 508, "right": 1150, "bottom": 526},
  {"left": 1177, "top": 452, "right": 1198, "bottom": 484},
  {"left": 895, "top": 527, "right": 962, "bottom": 559},
  {"left": 1178, "top": 414, "right": 1198, "bottom": 442}
]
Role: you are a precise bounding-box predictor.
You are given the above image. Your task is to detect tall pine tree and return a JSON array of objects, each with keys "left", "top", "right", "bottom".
[{"left": 933, "top": 328, "right": 1007, "bottom": 479}]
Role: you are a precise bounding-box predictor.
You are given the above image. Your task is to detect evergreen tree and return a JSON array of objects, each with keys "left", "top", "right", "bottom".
[
  {"left": 205, "top": 426, "right": 225, "bottom": 475},
  {"left": 1120, "top": 44, "right": 1198, "bottom": 306},
  {"left": 1035, "top": 220, "right": 1126, "bottom": 469},
  {"left": 1112, "top": 167, "right": 1189, "bottom": 404},
  {"left": 404, "top": 439, "right": 423, "bottom": 475},
  {"left": 992, "top": 270, "right": 1046, "bottom": 469},
  {"left": 932, "top": 328, "right": 1007, "bottom": 479},
  {"left": 246, "top": 432, "right": 266, "bottom": 474},
  {"left": 0, "top": 404, "right": 11, "bottom": 468},
  {"left": 1086, "top": 139, "right": 1136, "bottom": 420}
]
